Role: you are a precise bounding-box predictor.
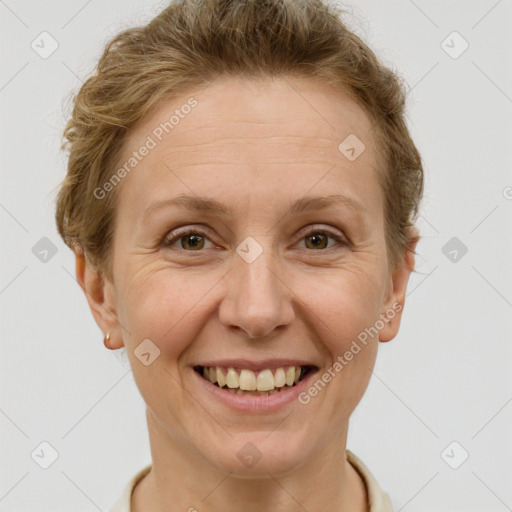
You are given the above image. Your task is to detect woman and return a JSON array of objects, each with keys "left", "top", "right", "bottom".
[{"left": 55, "top": 0, "right": 423, "bottom": 510}]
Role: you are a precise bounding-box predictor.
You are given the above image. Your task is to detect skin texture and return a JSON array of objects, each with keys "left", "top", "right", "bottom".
[{"left": 75, "top": 75, "right": 417, "bottom": 512}]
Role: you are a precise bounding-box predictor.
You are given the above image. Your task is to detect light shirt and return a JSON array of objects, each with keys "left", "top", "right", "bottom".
[{"left": 108, "top": 449, "right": 393, "bottom": 511}]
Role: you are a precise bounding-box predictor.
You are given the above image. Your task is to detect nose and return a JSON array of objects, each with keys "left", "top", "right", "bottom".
[{"left": 218, "top": 247, "right": 295, "bottom": 339}]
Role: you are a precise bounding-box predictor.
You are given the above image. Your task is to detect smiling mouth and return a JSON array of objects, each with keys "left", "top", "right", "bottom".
[{"left": 194, "top": 365, "right": 315, "bottom": 396}]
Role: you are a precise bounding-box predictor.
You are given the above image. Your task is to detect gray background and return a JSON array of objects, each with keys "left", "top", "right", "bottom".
[{"left": 1, "top": 0, "right": 511, "bottom": 510}]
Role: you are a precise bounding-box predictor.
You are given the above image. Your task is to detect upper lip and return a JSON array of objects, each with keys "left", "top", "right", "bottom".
[{"left": 194, "top": 359, "right": 317, "bottom": 372}]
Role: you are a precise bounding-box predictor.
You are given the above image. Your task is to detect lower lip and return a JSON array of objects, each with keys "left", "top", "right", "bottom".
[{"left": 192, "top": 368, "right": 318, "bottom": 413}]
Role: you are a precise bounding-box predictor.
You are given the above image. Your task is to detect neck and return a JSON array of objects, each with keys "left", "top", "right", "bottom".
[{"left": 132, "top": 408, "right": 368, "bottom": 512}]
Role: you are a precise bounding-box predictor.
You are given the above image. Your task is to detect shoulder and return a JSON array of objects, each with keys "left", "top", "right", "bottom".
[
  {"left": 346, "top": 450, "right": 394, "bottom": 512},
  {"left": 108, "top": 464, "right": 152, "bottom": 512}
]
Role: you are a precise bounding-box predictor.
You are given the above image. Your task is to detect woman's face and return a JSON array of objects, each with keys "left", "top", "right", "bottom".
[{"left": 81, "top": 76, "right": 414, "bottom": 476}]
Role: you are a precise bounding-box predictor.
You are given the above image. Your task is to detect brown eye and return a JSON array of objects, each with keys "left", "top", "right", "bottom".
[
  {"left": 301, "top": 230, "right": 347, "bottom": 250},
  {"left": 162, "top": 228, "right": 214, "bottom": 251},
  {"left": 304, "top": 232, "right": 329, "bottom": 250},
  {"left": 180, "top": 233, "right": 205, "bottom": 250}
]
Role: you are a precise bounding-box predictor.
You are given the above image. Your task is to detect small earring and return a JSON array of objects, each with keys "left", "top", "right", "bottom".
[{"left": 103, "top": 332, "right": 112, "bottom": 350}]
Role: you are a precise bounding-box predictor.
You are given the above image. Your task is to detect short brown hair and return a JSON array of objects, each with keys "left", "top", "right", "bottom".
[{"left": 54, "top": 0, "right": 423, "bottom": 279}]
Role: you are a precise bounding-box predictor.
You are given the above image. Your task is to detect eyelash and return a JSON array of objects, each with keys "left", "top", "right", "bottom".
[{"left": 161, "top": 226, "right": 349, "bottom": 252}]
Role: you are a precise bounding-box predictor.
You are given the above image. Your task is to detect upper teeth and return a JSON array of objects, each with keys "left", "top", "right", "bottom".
[{"left": 202, "top": 366, "right": 303, "bottom": 391}]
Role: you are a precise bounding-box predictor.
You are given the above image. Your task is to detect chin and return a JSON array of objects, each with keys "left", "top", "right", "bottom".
[{"left": 195, "top": 431, "right": 314, "bottom": 478}]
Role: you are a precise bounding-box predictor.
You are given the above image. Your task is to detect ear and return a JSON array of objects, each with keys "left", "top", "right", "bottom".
[
  {"left": 378, "top": 229, "right": 419, "bottom": 343},
  {"left": 74, "top": 248, "right": 124, "bottom": 350}
]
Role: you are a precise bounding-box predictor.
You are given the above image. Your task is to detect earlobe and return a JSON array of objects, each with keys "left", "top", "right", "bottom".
[
  {"left": 74, "top": 249, "right": 124, "bottom": 350},
  {"left": 379, "top": 231, "right": 419, "bottom": 343}
]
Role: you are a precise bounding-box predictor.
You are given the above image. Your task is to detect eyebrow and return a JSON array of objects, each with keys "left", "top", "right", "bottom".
[{"left": 142, "top": 193, "right": 367, "bottom": 224}]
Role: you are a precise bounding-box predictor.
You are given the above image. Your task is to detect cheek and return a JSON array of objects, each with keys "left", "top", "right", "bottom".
[
  {"left": 293, "top": 268, "right": 383, "bottom": 419},
  {"left": 295, "top": 264, "right": 386, "bottom": 345},
  {"left": 117, "top": 267, "right": 217, "bottom": 358},
  {"left": 297, "top": 265, "right": 383, "bottom": 397},
  {"left": 116, "top": 269, "right": 214, "bottom": 425}
]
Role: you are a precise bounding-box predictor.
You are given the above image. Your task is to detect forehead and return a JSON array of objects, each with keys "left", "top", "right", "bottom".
[
  {"left": 127, "top": 75, "right": 376, "bottom": 155},
  {"left": 113, "top": 75, "right": 383, "bottom": 222}
]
